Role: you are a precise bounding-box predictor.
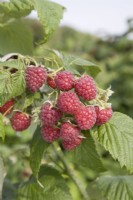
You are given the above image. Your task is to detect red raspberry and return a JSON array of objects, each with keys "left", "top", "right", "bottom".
[
  {"left": 55, "top": 70, "right": 74, "bottom": 91},
  {"left": 25, "top": 65, "right": 47, "bottom": 93},
  {"left": 60, "top": 122, "right": 81, "bottom": 140},
  {"left": 41, "top": 126, "right": 60, "bottom": 143},
  {"left": 95, "top": 106, "right": 113, "bottom": 125},
  {"left": 75, "top": 75, "right": 97, "bottom": 100},
  {"left": 41, "top": 102, "right": 62, "bottom": 126},
  {"left": 11, "top": 112, "right": 31, "bottom": 131},
  {"left": 60, "top": 122, "right": 83, "bottom": 150},
  {"left": 57, "top": 91, "right": 81, "bottom": 114},
  {"left": 62, "top": 138, "right": 82, "bottom": 150},
  {"left": 47, "top": 77, "right": 56, "bottom": 89},
  {"left": 0, "top": 99, "right": 14, "bottom": 115},
  {"left": 74, "top": 106, "right": 96, "bottom": 130}
]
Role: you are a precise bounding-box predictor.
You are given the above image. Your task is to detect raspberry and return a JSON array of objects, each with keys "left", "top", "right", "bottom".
[
  {"left": 41, "top": 102, "right": 62, "bottom": 126},
  {"left": 47, "top": 77, "right": 56, "bottom": 89},
  {"left": 57, "top": 91, "right": 81, "bottom": 114},
  {"left": 62, "top": 138, "right": 82, "bottom": 150},
  {"left": 41, "top": 126, "right": 60, "bottom": 143},
  {"left": 26, "top": 65, "right": 47, "bottom": 93},
  {"left": 0, "top": 99, "right": 14, "bottom": 115},
  {"left": 55, "top": 70, "right": 74, "bottom": 91},
  {"left": 75, "top": 75, "right": 97, "bottom": 100},
  {"left": 95, "top": 106, "right": 113, "bottom": 125},
  {"left": 74, "top": 106, "right": 96, "bottom": 130},
  {"left": 60, "top": 122, "right": 83, "bottom": 150},
  {"left": 60, "top": 122, "right": 81, "bottom": 140},
  {"left": 11, "top": 112, "right": 31, "bottom": 131}
]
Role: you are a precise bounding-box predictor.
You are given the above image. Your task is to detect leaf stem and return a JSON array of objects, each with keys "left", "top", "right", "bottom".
[{"left": 52, "top": 144, "right": 90, "bottom": 200}]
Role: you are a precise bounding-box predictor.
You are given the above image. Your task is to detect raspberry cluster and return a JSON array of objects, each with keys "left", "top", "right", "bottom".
[
  {"left": 39, "top": 70, "right": 113, "bottom": 150},
  {"left": 1, "top": 65, "right": 113, "bottom": 150}
]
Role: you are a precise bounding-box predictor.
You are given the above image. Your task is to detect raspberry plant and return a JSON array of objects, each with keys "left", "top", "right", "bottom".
[{"left": 0, "top": 1, "right": 133, "bottom": 200}]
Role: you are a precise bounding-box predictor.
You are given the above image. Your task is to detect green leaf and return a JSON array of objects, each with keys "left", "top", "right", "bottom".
[
  {"left": 0, "top": 0, "right": 33, "bottom": 22},
  {"left": 52, "top": 50, "right": 101, "bottom": 77},
  {"left": 0, "top": 157, "right": 4, "bottom": 199},
  {"left": 18, "top": 166, "right": 72, "bottom": 200},
  {"left": 87, "top": 181, "right": 105, "bottom": 200},
  {"left": 71, "top": 135, "right": 104, "bottom": 172},
  {"left": 30, "top": 127, "right": 49, "bottom": 178},
  {"left": 97, "top": 175, "right": 133, "bottom": 200},
  {"left": 34, "top": 0, "right": 65, "bottom": 43},
  {"left": 0, "top": 115, "right": 5, "bottom": 141},
  {"left": 2, "top": 179, "right": 16, "bottom": 200},
  {"left": 0, "top": 20, "right": 33, "bottom": 55},
  {"left": 92, "top": 112, "right": 133, "bottom": 173},
  {"left": 0, "top": 60, "right": 26, "bottom": 105}
]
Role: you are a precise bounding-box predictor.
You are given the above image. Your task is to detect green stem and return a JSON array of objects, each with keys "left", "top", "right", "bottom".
[{"left": 52, "top": 144, "right": 90, "bottom": 200}]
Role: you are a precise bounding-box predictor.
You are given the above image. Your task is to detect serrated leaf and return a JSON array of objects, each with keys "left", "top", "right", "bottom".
[
  {"left": 0, "top": 20, "right": 33, "bottom": 55},
  {"left": 18, "top": 165, "right": 72, "bottom": 200},
  {"left": 92, "top": 112, "right": 133, "bottom": 173},
  {"left": 0, "top": 157, "right": 4, "bottom": 199},
  {"left": 97, "top": 175, "right": 133, "bottom": 200},
  {"left": 71, "top": 135, "right": 104, "bottom": 172},
  {"left": 52, "top": 50, "right": 101, "bottom": 77},
  {"left": 0, "top": 0, "right": 33, "bottom": 22},
  {"left": 0, "top": 115, "right": 5, "bottom": 141},
  {"left": 30, "top": 127, "right": 49, "bottom": 178},
  {"left": 0, "top": 60, "right": 26, "bottom": 105},
  {"left": 34, "top": 0, "right": 65, "bottom": 42}
]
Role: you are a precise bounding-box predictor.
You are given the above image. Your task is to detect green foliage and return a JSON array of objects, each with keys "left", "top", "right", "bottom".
[
  {"left": 71, "top": 135, "right": 104, "bottom": 172},
  {"left": 0, "top": 157, "right": 4, "bottom": 199},
  {"left": 0, "top": 0, "right": 33, "bottom": 22},
  {"left": 50, "top": 50, "right": 101, "bottom": 77},
  {"left": 30, "top": 127, "right": 49, "bottom": 178},
  {"left": 97, "top": 175, "right": 133, "bottom": 200},
  {"left": 34, "top": 0, "right": 65, "bottom": 43},
  {"left": 18, "top": 166, "right": 72, "bottom": 200},
  {"left": 0, "top": 20, "right": 33, "bottom": 55},
  {"left": 0, "top": 115, "right": 5, "bottom": 141},
  {"left": 92, "top": 112, "right": 133, "bottom": 173},
  {"left": 0, "top": 59, "right": 26, "bottom": 105}
]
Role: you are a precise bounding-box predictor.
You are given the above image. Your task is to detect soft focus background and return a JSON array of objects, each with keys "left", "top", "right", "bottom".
[{"left": 1, "top": 1, "right": 133, "bottom": 199}]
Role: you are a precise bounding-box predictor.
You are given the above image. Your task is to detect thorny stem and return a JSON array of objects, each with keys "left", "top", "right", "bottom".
[{"left": 52, "top": 144, "right": 90, "bottom": 200}]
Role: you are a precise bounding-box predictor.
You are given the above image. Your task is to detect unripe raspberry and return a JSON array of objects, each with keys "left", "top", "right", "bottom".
[
  {"left": 62, "top": 138, "right": 82, "bottom": 150},
  {"left": 41, "top": 126, "right": 60, "bottom": 143},
  {"left": 47, "top": 77, "right": 56, "bottom": 89},
  {"left": 57, "top": 91, "right": 81, "bottom": 114},
  {"left": 0, "top": 99, "right": 15, "bottom": 115},
  {"left": 75, "top": 75, "right": 97, "bottom": 100},
  {"left": 74, "top": 106, "right": 96, "bottom": 130},
  {"left": 41, "top": 102, "right": 62, "bottom": 126},
  {"left": 55, "top": 70, "right": 74, "bottom": 91},
  {"left": 95, "top": 106, "right": 113, "bottom": 125},
  {"left": 11, "top": 112, "right": 31, "bottom": 131},
  {"left": 25, "top": 65, "right": 47, "bottom": 93}
]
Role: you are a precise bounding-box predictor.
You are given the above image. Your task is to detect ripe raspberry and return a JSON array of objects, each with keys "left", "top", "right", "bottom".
[
  {"left": 75, "top": 75, "right": 97, "bottom": 100},
  {"left": 57, "top": 91, "right": 81, "bottom": 114},
  {"left": 55, "top": 70, "right": 74, "bottom": 91},
  {"left": 11, "top": 112, "right": 31, "bottom": 131},
  {"left": 25, "top": 65, "right": 47, "bottom": 93},
  {"left": 41, "top": 102, "right": 62, "bottom": 126},
  {"left": 0, "top": 99, "right": 15, "bottom": 115},
  {"left": 95, "top": 106, "right": 113, "bottom": 125},
  {"left": 47, "top": 77, "right": 56, "bottom": 89},
  {"left": 60, "top": 122, "right": 81, "bottom": 140},
  {"left": 41, "top": 126, "right": 60, "bottom": 143},
  {"left": 74, "top": 106, "right": 96, "bottom": 130},
  {"left": 62, "top": 138, "right": 82, "bottom": 150}
]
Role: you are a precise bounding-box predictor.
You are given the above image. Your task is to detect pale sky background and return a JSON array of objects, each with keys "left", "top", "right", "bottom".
[{"left": 31, "top": 0, "right": 133, "bottom": 35}]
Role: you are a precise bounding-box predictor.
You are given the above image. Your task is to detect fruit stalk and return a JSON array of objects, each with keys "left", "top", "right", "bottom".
[{"left": 52, "top": 143, "right": 90, "bottom": 200}]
